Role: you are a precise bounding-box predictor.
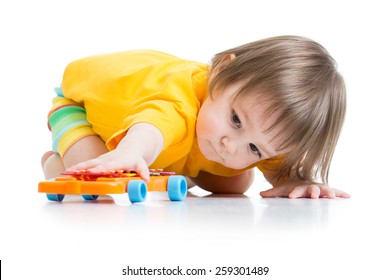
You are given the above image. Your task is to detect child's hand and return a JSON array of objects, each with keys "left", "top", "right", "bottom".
[
  {"left": 260, "top": 183, "right": 350, "bottom": 199},
  {"left": 67, "top": 123, "right": 164, "bottom": 183},
  {"left": 67, "top": 148, "right": 151, "bottom": 182}
]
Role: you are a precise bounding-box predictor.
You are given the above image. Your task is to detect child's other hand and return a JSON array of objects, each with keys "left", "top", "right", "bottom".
[
  {"left": 67, "top": 149, "right": 151, "bottom": 182},
  {"left": 260, "top": 184, "right": 350, "bottom": 199}
]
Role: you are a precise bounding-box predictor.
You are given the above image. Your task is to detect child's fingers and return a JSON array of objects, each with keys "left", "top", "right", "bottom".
[
  {"left": 261, "top": 184, "right": 351, "bottom": 199},
  {"left": 307, "top": 185, "right": 321, "bottom": 199},
  {"left": 334, "top": 188, "right": 351, "bottom": 198},
  {"left": 288, "top": 185, "right": 311, "bottom": 199},
  {"left": 134, "top": 161, "right": 151, "bottom": 183},
  {"left": 290, "top": 185, "right": 332, "bottom": 199},
  {"left": 66, "top": 154, "right": 152, "bottom": 182},
  {"left": 320, "top": 186, "right": 335, "bottom": 198},
  {"left": 317, "top": 186, "right": 350, "bottom": 198},
  {"left": 67, "top": 159, "right": 100, "bottom": 171},
  {"left": 260, "top": 187, "right": 288, "bottom": 198}
]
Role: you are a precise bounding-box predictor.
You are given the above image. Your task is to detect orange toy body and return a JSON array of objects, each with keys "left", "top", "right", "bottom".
[{"left": 38, "top": 170, "right": 187, "bottom": 203}]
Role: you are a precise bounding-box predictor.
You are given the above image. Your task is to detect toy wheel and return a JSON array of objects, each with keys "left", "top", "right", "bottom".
[
  {"left": 46, "top": 194, "right": 65, "bottom": 202},
  {"left": 128, "top": 180, "right": 147, "bottom": 203},
  {"left": 82, "top": 194, "right": 99, "bottom": 201},
  {"left": 167, "top": 175, "right": 187, "bottom": 201}
]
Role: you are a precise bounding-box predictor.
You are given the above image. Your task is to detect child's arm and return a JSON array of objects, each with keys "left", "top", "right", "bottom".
[
  {"left": 188, "top": 169, "right": 254, "bottom": 194},
  {"left": 67, "top": 123, "right": 164, "bottom": 182},
  {"left": 260, "top": 174, "right": 350, "bottom": 199}
]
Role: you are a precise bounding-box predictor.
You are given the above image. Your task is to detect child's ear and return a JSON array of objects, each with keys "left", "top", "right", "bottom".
[
  {"left": 214, "top": 53, "right": 236, "bottom": 73},
  {"left": 222, "top": 53, "right": 236, "bottom": 62},
  {"left": 208, "top": 53, "right": 236, "bottom": 85},
  {"left": 218, "top": 53, "right": 236, "bottom": 67}
]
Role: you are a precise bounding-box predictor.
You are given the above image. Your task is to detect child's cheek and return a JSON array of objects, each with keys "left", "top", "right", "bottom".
[
  {"left": 202, "top": 111, "right": 220, "bottom": 136},
  {"left": 196, "top": 105, "right": 212, "bottom": 133}
]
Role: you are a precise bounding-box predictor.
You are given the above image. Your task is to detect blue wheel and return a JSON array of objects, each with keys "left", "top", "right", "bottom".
[
  {"left": 82, "top": 194, "right": 99, "bottom": 201},
  {"left": 167, "top": 175, "right": 187, "bottom": 201},
  {"left": 46, "top": 194, "right": 65, "bottom": 202},
  {"left": 128, "top": 180, "right": 147, "bottom": 203}
]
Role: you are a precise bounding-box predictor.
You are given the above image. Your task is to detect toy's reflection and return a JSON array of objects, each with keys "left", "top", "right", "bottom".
[{"left": 41, "top": 190, "right": 331, "bottom": 233}]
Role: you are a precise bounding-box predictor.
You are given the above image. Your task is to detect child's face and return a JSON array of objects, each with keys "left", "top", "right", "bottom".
[{"left": 196, "top": 81, "right": 287, "bottom": 169}]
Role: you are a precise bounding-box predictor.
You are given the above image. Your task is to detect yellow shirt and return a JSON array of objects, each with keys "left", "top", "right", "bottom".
[{"left": 59, "top": 50, "right": 278, "bottom": 177}]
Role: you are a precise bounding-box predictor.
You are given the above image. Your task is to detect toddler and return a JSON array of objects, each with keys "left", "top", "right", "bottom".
[{"left": 41, "top": 35, "right": 350, "bottom": 199}]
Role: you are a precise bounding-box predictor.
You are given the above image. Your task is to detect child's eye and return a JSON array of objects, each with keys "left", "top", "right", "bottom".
[
  {"left": 249, "top": 143, "right": 261, "bottom": 158},
  {"left": 231, "top": 111, "right": 241, "bottom": 127}
]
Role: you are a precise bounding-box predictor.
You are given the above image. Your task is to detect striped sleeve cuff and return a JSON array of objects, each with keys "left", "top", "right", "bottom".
[{"left": 48, "top": 90, "right": 95, "bottom": 156}]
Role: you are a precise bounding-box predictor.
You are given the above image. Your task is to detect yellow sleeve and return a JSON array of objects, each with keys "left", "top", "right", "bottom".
[{"left": 106, "top": 99, "right": 190, "bottom": 151}]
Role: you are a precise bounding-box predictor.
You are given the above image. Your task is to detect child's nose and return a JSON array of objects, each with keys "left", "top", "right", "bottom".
[{"left": 221, "top": 137, "right": 237, "bottom": 154}]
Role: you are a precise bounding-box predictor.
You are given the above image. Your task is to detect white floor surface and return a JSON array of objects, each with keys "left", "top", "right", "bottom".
[{"left": 1, "top": 178, "right": 389, "bottom": 280}]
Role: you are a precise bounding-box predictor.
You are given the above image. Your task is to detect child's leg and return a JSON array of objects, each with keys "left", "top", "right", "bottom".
[
  {"left": 41, "top": 135, "right": 109, "bottom": 179},
  {"left": 41, "top": 151, "right": 57, "bottom": 168},
  {"left": 41, "top": 152, "right": 65, "bottom": 179}
]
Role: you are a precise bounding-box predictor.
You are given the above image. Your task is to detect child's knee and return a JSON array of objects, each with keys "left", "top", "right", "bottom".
[
  {"left": 41, "top": 151, "right": 58, "bottom": 168},
  {"left": 41, "top": 151, "right": 65, "bottom": 179}
]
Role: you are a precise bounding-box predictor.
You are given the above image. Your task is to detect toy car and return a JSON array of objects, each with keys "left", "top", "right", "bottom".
[{"left": 38, "top": 169, "right": 187, "bottom": 203}]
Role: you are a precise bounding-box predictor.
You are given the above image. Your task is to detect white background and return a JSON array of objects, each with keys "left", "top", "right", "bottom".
[{"left": 0, "top": 0, "right": 389, "bottom": 279}]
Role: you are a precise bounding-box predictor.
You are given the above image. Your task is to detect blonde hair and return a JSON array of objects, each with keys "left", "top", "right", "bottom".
[{"left": 209, "top": 35, "right": 346, "bottom": 184}]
